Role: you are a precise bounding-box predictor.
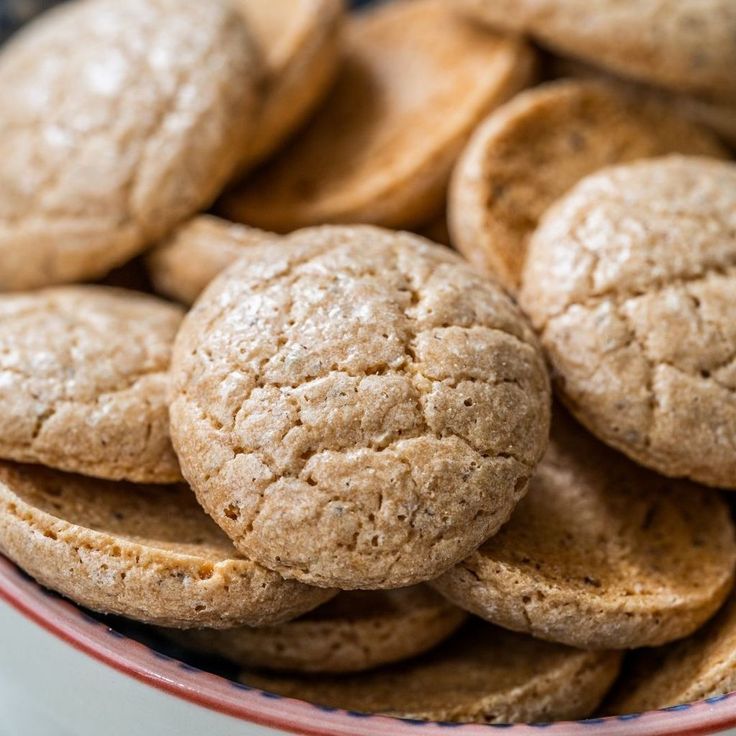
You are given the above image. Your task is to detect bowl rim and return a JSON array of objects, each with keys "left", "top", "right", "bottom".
[{"left": 2, "top": 553, "right": 736, "bottom": 736}]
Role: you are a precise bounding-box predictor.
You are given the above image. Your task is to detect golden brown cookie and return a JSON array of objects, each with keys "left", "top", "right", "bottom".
[
  {"left": 146, "top": 216, "right": 278, "bottom": 305},
  {"left": 167, "top": 586, "right": 467, "bottom": 673},
  {"left": 170, "top": 225, "right": 551, "bottom": 589},
  {"left": 0, "top": 0, "right": 262, "bottom": 291},
  {"left": 432, "top": 411, "right": 736, "bottom": 650},
  {"left": 457, "top": 0, "right": 736, "bottom": 103},
  {"left": 606, "top": 594, "right": 736, "bottom": 714},
  {"left": 241, "top": 619, "right": 622, "bottom": 723},
  {"left": 0, "top": 463, "right": 332, "bottom": 628},
  {"left": 0, "top": 286, "right": 183, "bottom": 483},
  {"left": 219, "top": 0, "right": 536, "bottom": 232},
  {"left": 449, "top": 80, "right": 726, "bottom": 291},
  {"left": 234, "top": 0, "right": 344, "bottom": 171},
  {"left": 521, "top": 156, "right": 736, "bottom": 489}
]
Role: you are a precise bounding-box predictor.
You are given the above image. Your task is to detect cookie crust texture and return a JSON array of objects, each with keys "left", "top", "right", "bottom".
[
  {"left": 171, "top": 225, "right": 551, "bottom": 589},
  {"left": 521, "top": 156, "right": 736, "bottom": 489},
  {"left": 0, "top": 0, "right": 262, "bottom": 290}
]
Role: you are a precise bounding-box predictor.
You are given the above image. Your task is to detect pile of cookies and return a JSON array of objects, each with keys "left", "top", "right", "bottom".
[{"left": 0, "top": 0, "right": 735, "bottom": 725}]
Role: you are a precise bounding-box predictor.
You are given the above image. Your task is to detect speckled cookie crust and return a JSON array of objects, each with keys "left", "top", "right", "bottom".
[
  {"left": 219, "top": 0, "right": 536, "bottom": 232},
  {"left": 0, "top": 286, "right": 183, "bottom": 483},
  {"left": 432, "top": 411, "right": 736, "bottom": 649},
  {"left": 0, "top": 0, "right": 262, "bottom": 291},
  {"left": 456, "top": 0, "right": 736, "bottom": 103},
  {"left": 449, "top": 80, "right": 726, "bottom": 291},
  {"left": 167, "top": 586, "right": 467, "bottom": 673},
  {"left": 170, "top": 225, "right": 551, "bottom": 589},
  {"left": 0, "top": 463, "right": 333, "bottom": 628},
  {"left": 146, "top": 215, "right": 279, "bottom": 305},
  {"left": 521, "top": 156, "right": 736, "bottom": 489},
  {"left": 241, "top": 619, "right": 622, "bottom": 723}
]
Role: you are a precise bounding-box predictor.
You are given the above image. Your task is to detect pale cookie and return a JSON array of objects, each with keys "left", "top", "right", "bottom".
[
  {"left": 0, "top": 463, "right": 333, "bottom": 628},
  {"left": 0, "top": 286, "right": 183, "bottom": 483},
  {"left": 241, "top": 619, "right": 622, "bottom": 723},
  {"left": 456, "top": 0, "right": 736, "bottom": 103},
  {"left": 521, "top": 156, "right": 736, "bottom": 489},
  {"left": 0, "top": 0, "right": 262, "bottom": 291},
  {"left": 219, "top": 0, "right": 536, "bottom": 232},
  {"left": 432, "top": 411, "right": 736, "bottom": 650},
  {"left": 234, "top": 0, "right": 344, "bottom": 172},
  {"left": 606, "top": 595, "right": 736, "bottom": 714},
  {"left": 167, "top": 586, "right": 467, "bottom": 673},
  {"left": 146, "top": 216, "right": 278, "bottom": 305},
  {"left": 449, "top": 80, "right": 727, "bottom": 291},
  {"left": 170, "top": 225, "right": 551, "bottom": 589}
]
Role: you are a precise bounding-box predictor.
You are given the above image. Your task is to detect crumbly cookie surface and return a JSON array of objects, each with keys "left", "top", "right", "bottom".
[
  {"left": 170, "top": 585, "right": 466, "bottom": 673},
  {"left": 0, "top": 462, "right": 332, "bottom": 627},
  {"left": 432, "top": 410, "right": 736, "bottom": 649},
  {"left": 0, "top": 0, "right": 261, "bottom": 290},
  {"left": 450, "top": 80, "right": 726, "bottom": 291},
  {"left": 171, "top": 225, "right": 550, "bottom": 589},
  {"left": 521, "top": 156, "right": 736, "bottom": 488},
  {"left": 0, "top": 286, "right": 183, "bottom": 482}
]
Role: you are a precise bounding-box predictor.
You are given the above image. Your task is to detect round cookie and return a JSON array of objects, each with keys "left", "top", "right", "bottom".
[
  {"left": 0, "top": 462, "right": 333, "bottom": 628},
  {"left": 0, "top": 286, "right": 183, "bottom": 483},
  {"left": 431, "top": 411, "right": 736, "bottom": 650},
  {"left": 520, "top": 156, "right": 736, "bottom": 489},
  {"left": 449, "top": 80, "right": 727, "bottom": 291},
  {"left": 146, "top": 216, "right": 279, "bottom": 305},
  {"left": 606, "top": 595, "right": 736, "bottom": 714},
  {"left": 241, "top": 619, "right": 622, "bottom": 723},
  {"left": 170, "top": 225, "right": 551, "bottom": 589},
  {"left": 0, "top": 0, "right": 262, "bottom": 291},
  {"left": 168, "top": 586, "right": 467, "bottom": 673},
  {"left": 457, "top": 0, "right": 736, "bottom": 103},
  {"left": 218, "top": 0, "right": 536, "bottom": 232},
  {"left": 234, "top": 0, "right": 344, "bottom": 172}
]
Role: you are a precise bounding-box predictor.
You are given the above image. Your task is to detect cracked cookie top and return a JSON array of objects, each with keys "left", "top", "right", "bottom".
[
  {"left": 521, "top": 156, "right": 736, "bottom": 488},
  {"left": 170, "top": 225, "right": 551, "bottom": 589},
  {"left": 0, "top": 286, "right": 184, "bottom": 483},
  {"left": 0, "top": 0, "right": 262, "bottom": 291}
]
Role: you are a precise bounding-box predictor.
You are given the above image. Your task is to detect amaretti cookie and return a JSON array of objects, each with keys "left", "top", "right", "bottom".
[
  {"left": 0, "top": 286, "right": 183, "bottom": 483},
  {"left": 0, "top": 0, "right": 262, "bottom": 290},
  {"left": 0, "top": 463, "right": 332, "bottom": 628},
  {"left": 146, "top": 216, "right": 278, "bottom": 305},
  {"left": 170, "top": 225, "right": 551, "bottom": 589},
  {"left": 449, "top": 80, "right": 726, "bottom": 291},
  {"left": 457, "top": 0, "right": 736, "bottom": 103},
  {"left": 606, "top": 594, "right": 736, "bottom": 714},
  {"left": 520, "top": 156, "right": 736, "bottom": 489},
  {"left": 241, "top": 619, "right": 622, "bottom": 723},
  {"left": 235, "top": 0, "right": 344, "bottom": 171},
  {"left": 431, "top": 411, "right": 736, "bottom": 649},
  {"left": 168, "top": 586, "right": 466, "bottom": 673},
  {"left": 219, "top": 0, "right": 536, "bottom": 232}
]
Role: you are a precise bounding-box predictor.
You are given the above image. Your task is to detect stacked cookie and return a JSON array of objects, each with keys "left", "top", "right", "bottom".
[{"left": 0, "top": 0, "right": 735, "bottom": 726}]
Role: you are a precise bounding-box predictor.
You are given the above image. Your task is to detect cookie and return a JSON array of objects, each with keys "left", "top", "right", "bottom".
[
  {"left": 606, "top": 594, "right": 736, "bottom": 714},
  {"left": 521, "top": 156, "right": 736, "bottom": 489},
  {"left": 146, "top": 216, "right": 278, "bottom": 305},
  {"left": 234, "top": 0, "right": 344, "bottom": 171},
  {"left": 167, "top": 586, "right": 467, "bottom": 673},
  {"left": 241, "top": 619, "right": 622, "bottom": 723},
  {"left": 449, "top": 80, "right": 727, "bottom": 291},
  {"left": 0, "top": 463, "right": 332, "bottom": 628},
  {"left": 218, "top": 0, "right": 536, "bottom": 232},
  {"left": 170, "top": 225, "right": 551, "bottom": 589},
  {"left": 457, "top": 0, "right": 736, "bottom": 103},
  {"left": 0, "top": 0, "right": 262, "bottom": 291},
  {"left": 0, "top": 286, "right": 183, "bottom": 483},
  {"left": 432, "top": 410, "right": 736, "bottom": 650}
]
